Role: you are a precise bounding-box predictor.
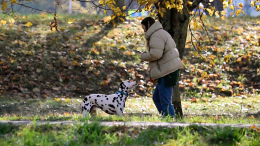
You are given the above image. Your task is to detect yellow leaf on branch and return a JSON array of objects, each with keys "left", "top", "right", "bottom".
[
  {"left": 120, "top": 18, "right": 125, "bottom": 22},
  {"left": 206, "top": 8, "right": 214, "bottom": 16},
  {"left": 215, "top": 11, "right": 219, "bottom": 17},
  {"left": 2, "top": 2, "right": 7, "bottom": 11},
  {"left": 223, "top": 1, "right": 228, "bottom": 9},
  {"left": 256, "top": 5, "right": 260, "bottom": 11},
  {"left": 187, "top": 1, "right": 193, "bottom": 6},
  {"left": 251, "top": 1, "right": 255, "bottom": 7},
  {"left": 221, "top": 10, "right": 227, "bottom": 16},
  {"left": 11, "top": 0, "right": 17, "bottom": 4},
  {"left": 147, "top": 0, "right": 158, "bottom": 5},
  {"left": 165, "top": 1, "right": 171, "bottom": 8},
  {"left": 238, "top": 3, "right": 243, "bottom": 9},
  {"left": 241, "top": 10, "right": 245, "bottom": 15},
  {"left": 235, "top": 9, "right": 241, "bottom": 16},
  {"left": 176, "top": 3, "right": 183, "bottom": 13},
  {"left": 111, "top": 15, "right": 116, "bottom": 20},
  {"left": 138, "top": 0, "right": 147, "bottom": 5},
  {"left": 122, "top": 6, "right": 126, "bottom": 10},
  {"left": 230, "top": 5, "right": 234, "bottom": 10},
  {"left": 159, "top": 7, "right": 166, "bottom": 17},
  {"left": 99, "top": 0, "right": 104, "bottom": 4}
]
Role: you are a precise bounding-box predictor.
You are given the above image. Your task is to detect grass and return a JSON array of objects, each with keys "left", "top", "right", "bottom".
[
  {"left": 0, "top": 121, "right": 260, "bottom": 146},
  {"left": 0, "top": 95, "right": 260, "bottom": 124}
]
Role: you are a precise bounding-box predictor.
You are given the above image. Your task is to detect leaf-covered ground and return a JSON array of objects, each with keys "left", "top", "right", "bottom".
[
  {"left": 0, "top": 14, "right": 149, "bottom": 99},
  {"left": 185, "top": 16, "right": 260, "bottom": 98},
  {"left": 0, "top": 14, "right": 260, "bottom": 98}
]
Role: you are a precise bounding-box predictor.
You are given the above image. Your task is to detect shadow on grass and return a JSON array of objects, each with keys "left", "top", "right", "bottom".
[
  {"left": 124, "top": 113, "right": 154, "bottom": 117},
  {"left": 83, "top": 23, "right": 115, "bottom": 48},
  {"left": 190, "top": 125, "right": 246, "bottom": 146},
  {"left": 0, "top": 123, "right": 20, "bottom": 138},
  {"left": 0, "top": 98, "right": 81, "bottom": 117},
  {"left": 246, "top": 111, "right": 260, "bottom": 118}
]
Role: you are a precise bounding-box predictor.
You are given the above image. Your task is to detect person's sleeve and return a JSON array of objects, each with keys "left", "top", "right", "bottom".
[{"left": 141, "top": 36, "right": 165, "bottom": 62}]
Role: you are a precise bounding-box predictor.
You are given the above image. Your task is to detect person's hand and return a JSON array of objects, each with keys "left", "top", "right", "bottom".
[{"left": 134, "top": 50, "right": 142, "bottom": 55}]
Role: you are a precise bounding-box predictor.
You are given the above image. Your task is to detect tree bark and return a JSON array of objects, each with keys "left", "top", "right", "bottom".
[
  {"left": 115, "top": 0, "right": 125, "bottom": 8},
  {"left": 114, "top": 0, "right": 126, "bottom": 23},
  {"left": 156, "top": 0, "right": 192, "bottom": 119}
]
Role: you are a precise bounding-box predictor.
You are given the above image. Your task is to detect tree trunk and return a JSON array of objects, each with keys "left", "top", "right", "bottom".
[
  {"left": 114, "top": 0, "right": 126, "bottom": 23},
  {"left": 156, "top": 0, "right": 190, "bottom": 119},
  {"left": 115, "top": 0, "right": 125, "bottom": 8}
]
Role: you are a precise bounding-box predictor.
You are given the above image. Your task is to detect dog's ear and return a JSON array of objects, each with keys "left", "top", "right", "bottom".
[
  {"left": 120, "top": 82, "right": 125, "bottom": 88},
  {"left": 119, "top": 82, "right": 123, "bottom": 87}
]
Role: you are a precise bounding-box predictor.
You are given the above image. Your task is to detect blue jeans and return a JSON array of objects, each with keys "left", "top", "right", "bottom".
[{"left": 153, "top": 77, "right": 175, "bottom": 118}]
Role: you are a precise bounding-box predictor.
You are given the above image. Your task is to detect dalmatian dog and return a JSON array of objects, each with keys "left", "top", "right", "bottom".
[{"left": 81, "top": 80, "right": 137, "bottom": 117}]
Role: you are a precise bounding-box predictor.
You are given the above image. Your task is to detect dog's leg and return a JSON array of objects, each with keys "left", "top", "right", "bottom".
[
  {"left": 116, "top": 108, "right": 123, "bottom": 117},
  {"left": 81, "top": 100, "right": 91, "bottom": 117},
  {"left": 83, "top": 110, "right": 89, "bottom": 117},
  {"left": 90, "top": 105, "right": 97, "bottom": 117}
]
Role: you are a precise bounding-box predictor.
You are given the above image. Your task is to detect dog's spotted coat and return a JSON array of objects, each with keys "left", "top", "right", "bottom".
[{"left": 81, "top": 80, "right": 137, "bottom": 117}]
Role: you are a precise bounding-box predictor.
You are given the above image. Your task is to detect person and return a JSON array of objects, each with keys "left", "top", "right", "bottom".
[{"left": 139, "top": 17, "right": 183, "bottom": 119}]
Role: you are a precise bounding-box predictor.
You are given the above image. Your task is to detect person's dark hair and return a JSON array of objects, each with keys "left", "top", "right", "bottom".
[{"left": 141, "top": 17, "right": 155, "bottom": 31}]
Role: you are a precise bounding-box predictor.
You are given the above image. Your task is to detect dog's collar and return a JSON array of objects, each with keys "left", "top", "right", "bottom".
[{"left": 116, "top": 91, "right": 128, "bottom": 96}]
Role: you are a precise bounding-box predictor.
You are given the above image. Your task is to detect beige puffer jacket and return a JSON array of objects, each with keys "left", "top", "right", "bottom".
[{"left": 141, "top": 21, "right": 183, "bottom": 80}]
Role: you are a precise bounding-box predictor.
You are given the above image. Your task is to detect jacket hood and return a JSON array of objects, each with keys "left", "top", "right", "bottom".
[{"left": 145, "top": 21, "right": 163, "bottom": 40}]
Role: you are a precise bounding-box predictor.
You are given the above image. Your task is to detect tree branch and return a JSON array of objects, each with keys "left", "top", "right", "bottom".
[
  {"left": 76, "top": 0, "right": 109, "bottom": 10},
  {"left": 124, "top": 0, "right": 134, "bottom": 12},
  {"left": 16, "top": 3, "right": 54, "bottom": 13}
]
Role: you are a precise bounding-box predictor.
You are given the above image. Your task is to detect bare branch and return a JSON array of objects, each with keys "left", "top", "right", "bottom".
[
  {"left": 124, "top": 0, "right": 134, "bottom": 12},
  {"left": 16, "top": 3, "right": 55, "bottom": 13},
  {"left": 76, "top": 0, "right": 109, "bottom": 10}
]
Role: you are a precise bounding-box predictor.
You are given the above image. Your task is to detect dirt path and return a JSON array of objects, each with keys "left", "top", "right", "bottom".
[{"left": 1, "top": 120, "right": 259, "bottom": 128}]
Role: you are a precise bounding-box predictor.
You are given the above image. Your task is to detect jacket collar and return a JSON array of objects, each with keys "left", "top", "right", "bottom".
[{"left": 145, "top": 21, "right": 163, "bottom": 40}]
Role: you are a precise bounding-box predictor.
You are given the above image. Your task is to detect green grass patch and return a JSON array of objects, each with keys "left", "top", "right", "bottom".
[
  {"left": 0, "top": 121, "right": 260, "bottom": 146},
  {"left": 0, "top": 96, "right": 260, "bottom": 124}
]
